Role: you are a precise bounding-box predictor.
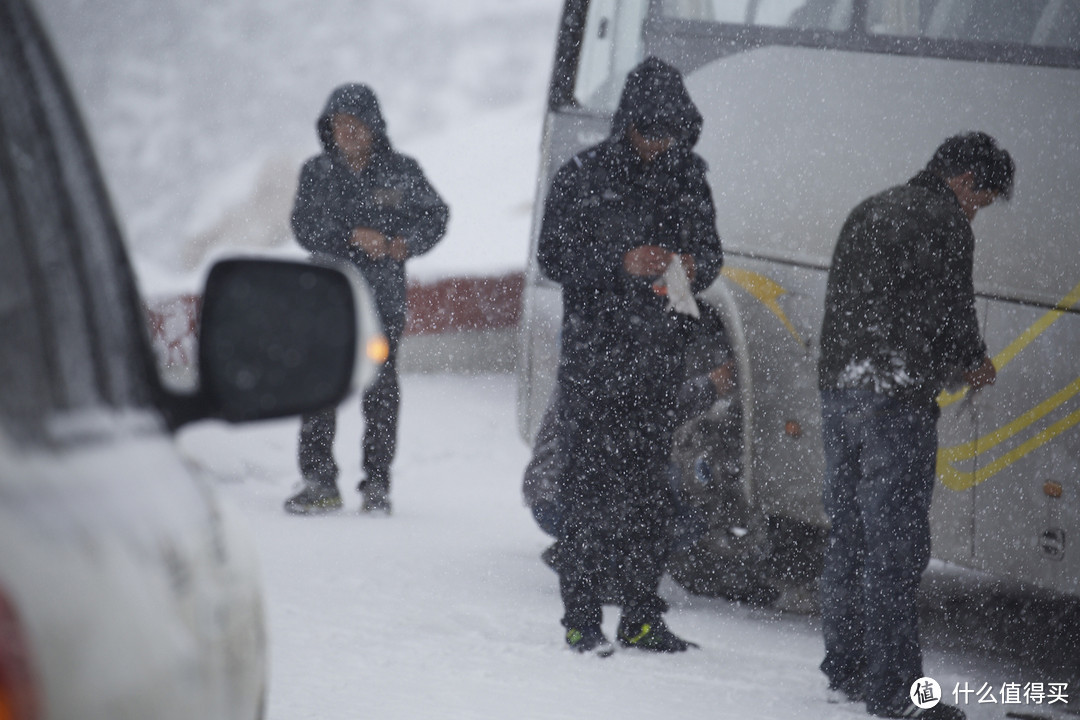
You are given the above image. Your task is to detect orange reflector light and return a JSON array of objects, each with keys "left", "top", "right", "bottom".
[
  {"left": 784, "top": 420, "right": 802, "bottom": 438},
  {"left": 366, "top": 336, "right": 390, "bottom": 364},
  {"left": 1044, "top": 481, "right": 1063, "bottom": 499}
]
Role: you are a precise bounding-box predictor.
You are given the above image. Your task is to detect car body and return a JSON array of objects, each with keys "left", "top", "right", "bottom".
[{"left": 0, "top": 0, "right": 378, "bottom": 717}]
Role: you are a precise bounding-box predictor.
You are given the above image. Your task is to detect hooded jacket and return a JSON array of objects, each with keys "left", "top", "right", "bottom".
[
  {"left": 818, "top": 170, "right": 987, "bottom": 403},
  {"left": 539, "top": 57, "right": 718, "bottom": 301},
  {"left": 537, "top": 57, "right": 723, "bottom": 460},
  {"left": 292, "top": 84, "right": 449, "bottom": 340}
]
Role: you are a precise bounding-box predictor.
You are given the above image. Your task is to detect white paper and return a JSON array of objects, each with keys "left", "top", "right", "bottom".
[{"left": 662, "top": 258, "right": 700, "bottom": 318}]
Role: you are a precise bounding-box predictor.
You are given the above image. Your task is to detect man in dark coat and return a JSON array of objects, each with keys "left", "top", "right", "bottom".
[
  {"left": 284, "top": 83, "right": 448, "bottom": 515},
  {"left": 818, "top": 132, "right": 1014, "bottom": 719},
  {"left": 522, "top": 305, "right": 736, "bottom": 540},
  {"left": 538, "top": 56, "right": 723, "bottom": 655}
]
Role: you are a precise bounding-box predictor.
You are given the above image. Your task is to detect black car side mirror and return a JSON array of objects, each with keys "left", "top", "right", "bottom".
[{"left": 197, "top": 257, "right": 359, "bottom": 423}]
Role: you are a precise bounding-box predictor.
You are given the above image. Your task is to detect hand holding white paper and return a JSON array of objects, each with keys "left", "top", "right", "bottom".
[{"left": 663, "top": 258, "right": 700, "bottom": 318}]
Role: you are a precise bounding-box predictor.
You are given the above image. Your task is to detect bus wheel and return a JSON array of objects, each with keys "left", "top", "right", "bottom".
[{"left": 667, "top": 397, "right": 780, "bottom": 605}]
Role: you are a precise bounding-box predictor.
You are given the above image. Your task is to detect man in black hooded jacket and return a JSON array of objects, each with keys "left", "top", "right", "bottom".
[
  {"left": 284, "top": 83, "right": 448, "bottom": 515},
  {"left": 818, "top": 132, "right": 1014, "bottom": 719},
  {"left": 538, "top": 57, "right": 723, "bottom": 655}
]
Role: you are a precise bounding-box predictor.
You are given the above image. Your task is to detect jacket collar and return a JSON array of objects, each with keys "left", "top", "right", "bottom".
[{"left": 908, "top": 169, "right": 963, "bottom": 213}]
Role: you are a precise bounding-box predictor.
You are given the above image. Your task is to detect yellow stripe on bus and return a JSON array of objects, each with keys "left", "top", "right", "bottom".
[
  {"left": 720, "top": 267, "right": 804, "bottom": 344},
  {"left": 939, "top": 279, "right": 1080, "bottom": 408},
  {"left": 936, "top": 279, "right": 1080, "bottom": 491},
  {"left": 938, "top": 375, "right": 1080, "bottom": 491},
  {"left": 719, "top": 266, "right": 1080, "bottom": 492}
]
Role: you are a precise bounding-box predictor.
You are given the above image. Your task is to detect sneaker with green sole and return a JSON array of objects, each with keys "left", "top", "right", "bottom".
[
  {"left": 616, "top": 617, "right": 698, "bottom": 652},
  {"left": 565, "top": 626, "right": 615, "bottom": 657},
  {"left": 284, "top": 481, "right": 343, "bottom": 515}
]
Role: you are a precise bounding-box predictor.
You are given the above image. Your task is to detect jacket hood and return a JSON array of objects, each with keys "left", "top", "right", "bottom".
[
  {"left": 610, "top": 56, "right": 703, "bottom": 149},
  {"left": 317, "top": 83, "right": 391, "bottom": 155}
]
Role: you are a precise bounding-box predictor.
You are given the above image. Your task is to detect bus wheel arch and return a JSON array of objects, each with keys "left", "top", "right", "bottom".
[{"left": 667, "top": 279, "right": 780, "bottom": 604}]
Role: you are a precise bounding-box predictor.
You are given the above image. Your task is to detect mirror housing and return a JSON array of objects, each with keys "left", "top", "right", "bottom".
[{"left": 197, "top": 257, "right": 360, "bottom": 423}]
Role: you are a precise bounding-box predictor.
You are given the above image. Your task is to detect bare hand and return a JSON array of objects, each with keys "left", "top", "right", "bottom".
[
  {"left": 963, "top": 355, "right": 996, "bottom": 391},
  {"left": 707, "top": 361, "right": 736, "bottom": 396},
  {"left": 350, "top": 227, "right": 388, "bottom": 259},
  {"left": 624, "top": 245, "right": 673, "bottom": 277},
  {"left": 386, "top": 237, "right": 410, "bottom": 262}
]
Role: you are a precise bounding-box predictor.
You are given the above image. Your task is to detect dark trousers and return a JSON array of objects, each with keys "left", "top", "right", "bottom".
[
  {"left": 556, "top": 468, "right": 675, "bottom": 630},
  {"left": 554, "top": 401, "right": 676, "bottom": 629},
  {"left": 299, "top": 355, "right": 400, "bottom": 492},
  {"left": 819, "top": 388, "right": 937, "bottom": 714}
]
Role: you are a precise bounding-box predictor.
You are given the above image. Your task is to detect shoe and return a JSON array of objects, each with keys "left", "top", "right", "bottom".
[
  {"left": 284, "top": 481, "right": 342, "bottom": 515},
  {"left": 616, "top": 617, "right": 698, "bottom": 652},
  {"left": 565, "top": 626, "right": 614, "bottom": 657},
  {"left": 358, "top": 479, "right": 391, "bottom": 515},
  {"left": 360, "top": 493, "right": 391, "bottom": 514},
  {"left": 870, "top": 701, "right": 965, "bottom": 719}
]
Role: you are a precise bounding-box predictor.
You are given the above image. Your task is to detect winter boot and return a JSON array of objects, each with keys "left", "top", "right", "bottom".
[
  {"left": 358, "top": 478, "right": 391, "bottom": 515},
  {"left": 284, "top": 481, "right": 343, "bottom": 515},
  {"left": 616, "top": 616, "right": 698, "bottom": 652},
  {"left": 565, "top": 625, "right": 614, "bottom": 657}
]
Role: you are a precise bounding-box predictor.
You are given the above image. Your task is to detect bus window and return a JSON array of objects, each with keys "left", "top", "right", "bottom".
[
  {"left": 866, "top": 0, "right": 1080, "bottom": 50},
  {"left": 570, "top": 0, "right": 1077, "bottom": 117},
  {"left": 660, "top": 0, "right": 853, "bottom": 29},
  {"left": 573, "top": 0, "right": 648, "bottom": 111},
  {"left": 658, "top": 0, "right": 1080, "bottom": 47},
  {"left": 1031, "top": 1, "right": 1080, "bottom": 49}
]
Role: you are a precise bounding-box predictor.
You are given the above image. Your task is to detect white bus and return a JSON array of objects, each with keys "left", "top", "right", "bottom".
[{"left": 517, "top": 0, "right": 1080, "bottom": 601}]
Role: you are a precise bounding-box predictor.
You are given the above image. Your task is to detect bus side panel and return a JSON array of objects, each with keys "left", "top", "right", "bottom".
[
  {"left": 517, "top": 282, "right": 562, "bottom": 443},
  {"left": 683, "top": 47, "right": 1080, "bottom": 308},
  {"left": 517, "top": 112, "right": 608, "bottom": 443},
  {"left": 719, "top": 257, "right": 827, "bottom": 527},
  {"left": 929, "top": 305, "right": 985, "bottom": 567},
  {"left": 722, "top": 257, "right": 980, "bottom": 567},
  {"left": 972, "top": 301, "right": 1080, "bottom": 596},
  {"left": 680, "top": 45, "right": 1078, "bottom": 585}
]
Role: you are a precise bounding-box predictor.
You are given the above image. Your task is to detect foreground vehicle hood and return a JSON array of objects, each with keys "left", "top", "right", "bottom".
[{"left": 0, "top": 413, "right": 265, "bottom": 720}]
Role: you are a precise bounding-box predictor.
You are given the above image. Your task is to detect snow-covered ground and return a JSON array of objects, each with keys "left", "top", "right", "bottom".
[{"left": 178, "top": 374, "right": 1076, "bottom": 720}]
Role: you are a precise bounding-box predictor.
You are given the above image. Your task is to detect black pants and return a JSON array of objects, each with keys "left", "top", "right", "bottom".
[
  {"left": 555, "top": 470, "right": 675, "bottom": 629},
  {"left": 553, "top": 400, "right": 677, "bottom": 630},
  {"left": 298, "top": 354, "right": 400, "bottom": 492}
]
